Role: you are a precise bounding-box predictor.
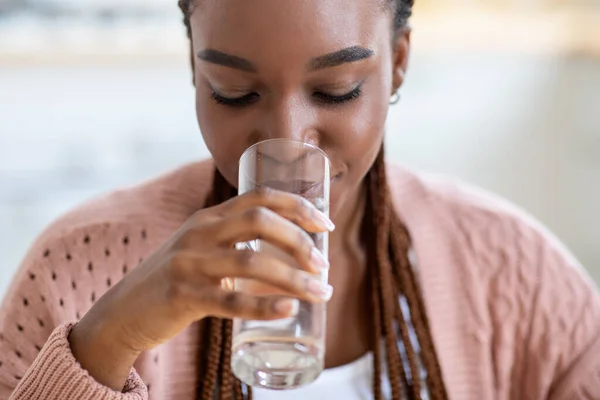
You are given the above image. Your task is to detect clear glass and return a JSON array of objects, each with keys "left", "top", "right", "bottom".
[{"left": 231, "top": 139, "right": 331, "bottom": 390}]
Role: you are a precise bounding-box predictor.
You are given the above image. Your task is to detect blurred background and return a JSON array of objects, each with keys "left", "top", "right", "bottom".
[{"left": 0, "top": 0, "right": 599, "bottom": 297}]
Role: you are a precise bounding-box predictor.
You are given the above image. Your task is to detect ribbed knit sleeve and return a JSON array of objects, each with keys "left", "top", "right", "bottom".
[
  {"left": 445, "top": 180, "right": 600, "bottom": 400},
  {"left": 515, "top": 227, "right": 600, "bottom": 399},
  {"left": 0, "top": 222, "right": 155, "bottom": 400},
  {"left": 8, "top": 323, "right": 147, "bottom": 400},
  {"left": 548, "top": 331, "right": 600, "bottom": 399}
]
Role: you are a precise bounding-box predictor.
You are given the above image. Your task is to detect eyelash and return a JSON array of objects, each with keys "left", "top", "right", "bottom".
[
  {"left": 314, "top": 85, "right": 363, "bottom": 104},
  {"left": 211, "top": 92, "right": 259, "bottom": 107},
  {"left": 210, "top": 85, "right": 363, "bottom": 108}
]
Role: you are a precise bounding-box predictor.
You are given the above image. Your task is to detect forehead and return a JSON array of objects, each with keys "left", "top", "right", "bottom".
[{"left": 190, "top": 0, "right": 391, "bottom": 66}]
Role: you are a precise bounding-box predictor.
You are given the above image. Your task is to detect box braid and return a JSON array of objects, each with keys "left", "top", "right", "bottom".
[{"left": 178, "top": 1, "right": 448, "bottom": 399}]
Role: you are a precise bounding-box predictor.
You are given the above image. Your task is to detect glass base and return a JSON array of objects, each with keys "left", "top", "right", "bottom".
[{"left": 231, "top": 340, "right": 323, "bottom": 390}]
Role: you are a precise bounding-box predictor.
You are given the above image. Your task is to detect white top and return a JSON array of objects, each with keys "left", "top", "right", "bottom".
[
  {"left": 253, "top": 351, "right": 390, "bottom": 400},
  {"left": 253, "top": 249, "right": 429, "bottom": 400}
]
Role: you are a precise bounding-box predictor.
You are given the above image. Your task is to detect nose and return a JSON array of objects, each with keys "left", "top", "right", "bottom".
[{"left": 257, "top": 94, "right": 319, "bottom": 164}]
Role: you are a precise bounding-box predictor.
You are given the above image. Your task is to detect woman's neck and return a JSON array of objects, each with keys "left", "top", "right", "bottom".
[
  {"left": 329, "top": 183, "right": 367, "bottom": 257},
  {"left": 323, "top": 182, "right": 371, "bottom": 368}
]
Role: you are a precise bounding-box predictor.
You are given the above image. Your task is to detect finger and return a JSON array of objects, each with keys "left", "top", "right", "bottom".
[
  {"left": 222, "top": 187, "right": 335, "bottom": 233},
  {"left": 198, "top": 287, "right": 302, "bottom": 321},
  {"left": 218, "top": 207, "right": 330, "bottom": 274},
  {"left": 195, "top": 250, "right": 332, "bottom": 302},
  {"left": 221, "top": 277, "right": 235, "bottom": 291}
]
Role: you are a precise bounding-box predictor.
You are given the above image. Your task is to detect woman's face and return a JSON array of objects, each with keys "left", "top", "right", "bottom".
[{"left": 189, "top": 0, "right": 409, "bottom": 217}]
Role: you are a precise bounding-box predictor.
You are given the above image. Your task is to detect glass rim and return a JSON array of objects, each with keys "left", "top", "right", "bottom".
[{"left": 239, "top": 138, "right": 331, "bottom": 167}]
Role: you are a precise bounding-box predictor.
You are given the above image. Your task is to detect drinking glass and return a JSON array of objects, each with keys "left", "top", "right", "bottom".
[{"left": 231, "top": 138, "right": 331, "bottom": 390}]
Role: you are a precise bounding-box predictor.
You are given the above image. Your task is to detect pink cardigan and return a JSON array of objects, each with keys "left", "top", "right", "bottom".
[{"left": 1, "top": 161, "right": 599, "bottom": 399}]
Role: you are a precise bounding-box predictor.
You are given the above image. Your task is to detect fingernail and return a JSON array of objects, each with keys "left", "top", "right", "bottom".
[
  {"left": 314, "top": 211, "right": 335, "bottom": 231},
  {"left": 310, "top": 247, "right": 329, "bottom": 270},
  {"left": 274, "top": 299, "right": 299, "bottom": 316},
  {"left": 307, "top": 280, "right": 334, "bottom": 301}
]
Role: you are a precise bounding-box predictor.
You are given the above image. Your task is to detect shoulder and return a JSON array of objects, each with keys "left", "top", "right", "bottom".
[
  {"left": 386, "top": 162, "right": 532, "bottom": 224},
  {"left": 0, "top": 162, "right": 215, "bottom": 391},
  {"left": 4, "top": 160, "right": 215, "bottom": 329},
  {"left": 32, "top": 160, "right": 213, "bottom": 245},
  {"left": 385, "top": 163, "right": 594, "bottom": 297},
  {"left": 386, "top": 163, "right": 600, "bottom": 396},
  {"left": 18, "top": 160, "right": 215, "bottom": 274},
  {"left": 386, "top": 162, "right": 580, "bottom": 267}
]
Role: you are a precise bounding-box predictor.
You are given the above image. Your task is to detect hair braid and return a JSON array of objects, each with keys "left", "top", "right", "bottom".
[
  {"left": 390, "top": 216, "right": 447, "bottom": 398},
  {"left": 201, "top": 318, "right": 223, "bottom": 400},
  {"left": 374, "top": 153, "right": 421, "bottom": 399},
  {"left": 368, "top": 254, "right": 384, "bottom": 400},
  {"left": 388, "top": 231, "right": 422, "bottom": 398},
  {"left": 394, "top": 287, "right": 422, "bottom": 398},
  {"left": 195, "top": 318, "right": 210, "bottom": 386},
  {"left": 197, "top": 169, "right": 238, "bottom": 400},
  {"left": 233, "top": 375, "right": 243, "bottom": 399},
  {"left": 219, "top": 319, "right": 236, "bottom": 400},
  {"left": 389, "top": 223, "right": 422, "bottom": 396},
  {"left": 368, "top": 152, "right": 406, "bottom": 400}
]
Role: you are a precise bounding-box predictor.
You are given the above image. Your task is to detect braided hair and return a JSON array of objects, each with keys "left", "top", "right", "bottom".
[{"left": 178, "top": 1, "right": 448, "bottom": 399}]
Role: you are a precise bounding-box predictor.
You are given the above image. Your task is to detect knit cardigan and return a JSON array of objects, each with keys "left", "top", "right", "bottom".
[{"left": 1, "top": 161, "right": 599, "bottom": 400}]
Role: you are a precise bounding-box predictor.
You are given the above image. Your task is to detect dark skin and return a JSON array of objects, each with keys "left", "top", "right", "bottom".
[
  {"left": 191, "top": 0, "right": 409, "bottom": 367},
  {"left": 69, "top": 0, "right": 410, "bottom": 391}
]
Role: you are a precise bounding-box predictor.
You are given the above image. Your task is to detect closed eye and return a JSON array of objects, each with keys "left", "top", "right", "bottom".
[
  {"left": 313, "top": 84, "right": 363, "bottom": 104},
  {"left": 210, "top": 83, "right": 363, "bottom": 108},
  {"left": 211, "top": 91, "right": 259, "bottom": 107}
]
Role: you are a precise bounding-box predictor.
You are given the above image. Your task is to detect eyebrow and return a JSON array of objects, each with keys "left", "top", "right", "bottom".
[
  {"left": 197, "top": 45, "right": 374, "bottom": 72},
  {"left": 197, "top": 49, "right": 257, "bottom": 72},
  {"left": 308, "top": 46, "right": 374, "bottom": 70}
]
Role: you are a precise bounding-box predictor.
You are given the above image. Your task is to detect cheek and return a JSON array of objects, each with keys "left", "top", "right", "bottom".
[
  {"left": 195, "top": 90, "right": 250, "bottom": 187},
  {"left": 323, "top": 79, "right": 389, "bottom": 174}
]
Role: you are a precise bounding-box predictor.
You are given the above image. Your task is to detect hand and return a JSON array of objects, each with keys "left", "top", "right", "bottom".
[{"left": 69, "top": 187, "right": 334, "bottom": 390}]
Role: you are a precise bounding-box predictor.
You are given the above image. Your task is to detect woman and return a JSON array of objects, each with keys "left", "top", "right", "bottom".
[{"left": 1, "top": 0, "right": 599, "bottom": 399}]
